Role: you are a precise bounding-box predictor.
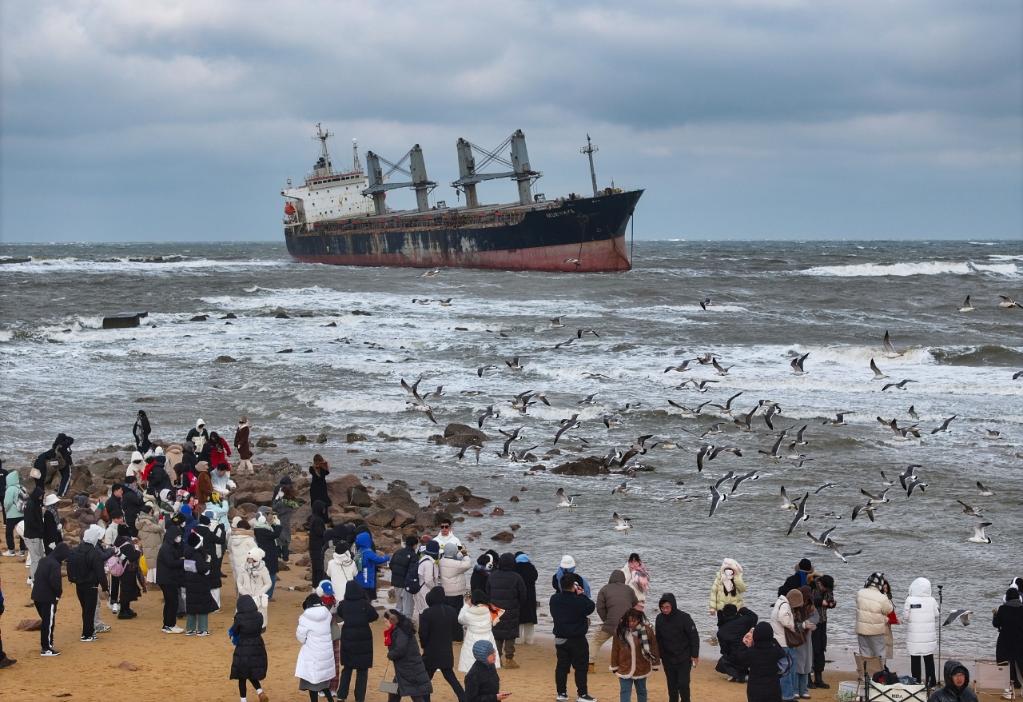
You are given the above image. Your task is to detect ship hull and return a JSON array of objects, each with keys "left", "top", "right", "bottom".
[{"left": 285, "top": 189, "right": 641, "bottom": 273}]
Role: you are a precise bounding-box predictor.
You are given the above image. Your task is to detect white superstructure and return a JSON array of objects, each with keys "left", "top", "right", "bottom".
[{"left": 282, "top": 124, "right": 374, "bottom": 225}]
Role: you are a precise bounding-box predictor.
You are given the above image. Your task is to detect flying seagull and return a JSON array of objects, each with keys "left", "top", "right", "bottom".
[
  {"left": 958, "top": 295, "right": 974, "bottom": 312},
  {"left": 882, "top": 379, "right": 915, "bottom": 392},
  {"left": 930, "top": 415, "right": 957, "bottom": 434},
  {"left": 870, "top": 358, "right": 888, "bottom": 380},
  {"left": 943, "top": 609, "right": 973, "bottom": 626},
  {"left": 786, "top": 492, "right": 810, "bottom": 535},
  {"left": 555, "top": 487, "right": 580, "bottom": 508},
  {"left": 790, "top": 353, "right": 809, "bottom": 375},
  {"left": 883, "top": 330, "right": 905, "bottom": 357},
  {"left": 968, "top": 522, "right": 992, "bottom": 544},
  {"left": 611, "top": 512, "right": 633, "bottom": 531},
  {"left": 708, "top": 484, "right": 727, "bottom": 517},
  {"left": 976, "top": 481, "right": 994, "bottom": 497}
]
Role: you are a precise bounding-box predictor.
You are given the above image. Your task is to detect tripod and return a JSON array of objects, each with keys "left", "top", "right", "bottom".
[{"left": 936, "top": 584, "right": 943, "bottom": 688}]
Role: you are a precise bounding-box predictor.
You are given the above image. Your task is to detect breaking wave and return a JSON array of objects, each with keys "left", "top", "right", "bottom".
[
  {"left": 930, "top": 345, "right": 1023, "bottom": 367},
  {"left": 799, "top": 260, "right": 1018, "bottom": 277}
]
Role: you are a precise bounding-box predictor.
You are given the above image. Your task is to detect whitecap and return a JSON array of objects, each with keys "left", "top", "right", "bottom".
[{"left": 799, "top": 260, "right": 1017, "bottom": 277}]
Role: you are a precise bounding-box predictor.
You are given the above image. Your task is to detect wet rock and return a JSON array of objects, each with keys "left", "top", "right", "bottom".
[
  {"left": 377, "top": 431, "right": 401, "bottom": 442},
  {"left": 315, "top": 432, "right": 328, "bottom": 443},
  {"left": 491, "top": 531, "right": 515, "bottom": 543},
  {"left": 351, "top": 309, "right": 372, "bottom": 316},
  {"left": 509, "top": 523, "right": 521, "bottom": 531},
  {"left": 347, "top": 485, "right": 373, "bottom": 508},
  {"left": 220, "top": 313, "right": 237, "bottom": 319},
  {"left": 509, "top": 496, "right": 520, "bottom": 503},
  {"left": 345, "top": 432, "right": 368, "bottom": 443},
  {"left": 490, "top": 507, "right": 505, "bottom": 516},
  {"left": 190, "top": 315, "right": 208, "bottom": 322},
  {"left": 468, "top": 510, "right": 484, "bottom": 518},
  {"left": 255, "top": 436, "right": 277, "bottom": 448},
  {"left": 441, "top": 423, "right": 488, "bottom": 448},
  {"left": 551, "top": 457, "right": 608, "bottom": 476},
  {"left": 272, "top": 308, "right": 290, "bottom": 319},
  {"left": 324, "top": 321, "right": 337, "bottom": 327},
  {"left": 102, "top": 313, "right": 142, "bottom": 329},
  {"left": 277, "top": 348, "right": 294, "bottom": 354},
  {"left": 294, "top": 434, "right": 309, "bottom": 443},
  {"left": 214, "top": 355, "right": 237, "bottom": 363}
]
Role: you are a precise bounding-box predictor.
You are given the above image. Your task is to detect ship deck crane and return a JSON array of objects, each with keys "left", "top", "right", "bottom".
[
  {"left": 451, "top": 129, "right": 542, "bottom": 208},
  {"left": 362, "top": 145, "right": 436, "bottom": 215}
]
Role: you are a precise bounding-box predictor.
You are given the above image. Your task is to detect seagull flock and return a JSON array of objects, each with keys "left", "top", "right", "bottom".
[{"left": 392, "top": 289, "right": 1019, "bottom": 563}]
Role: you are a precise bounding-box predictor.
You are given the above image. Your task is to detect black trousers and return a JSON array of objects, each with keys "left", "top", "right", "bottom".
[
  {"left": 426, "top": 666, "right": 465, "bottom": 702},
  {"left": 555, "top": 636, "right": 589, "bottom": 696},
  {"left": 811, "top": 621, "right": 828, "bottom": 675},
  {"left": 4, "top": 516, "right": 25, "bottom": 552},
  {"left": 110, "top": 575, "right": 120, "bottom": 603},
  {"left": 338, "top": 666, "right": 368, "bottom": 701},
  {"left": 444, "top": 596, "right": 466, "bottom": 640},
  {"left": 76, "top": 584, "right": 98, "bottom": 637},
  {"left": 35, "top": 600, "right": 57, "bottom": 652},
  {"left": 663, "top": 660, "right": 693, "bottom": 702},
  {"left": 160, "top": 584, "right": 179, "bottom": 628},
  {"left": 238, "top": 677, "right": 261, "bottom": 696},
  {"left": 910, "top": 654, "right": 937, "bottom": 687}
]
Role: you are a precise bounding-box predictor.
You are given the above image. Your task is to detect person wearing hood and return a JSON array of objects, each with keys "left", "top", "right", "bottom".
[
  {"left": 464, "top": 640, "right": 508, "bottom": 702},
  {"left": 471, "top": 550, "right": 499, "bottom": 594},
  {"left": 354, "top": 530, "right": 389, "bottom": 602},
  {"left": 52, "top": 434, "right": 75, "bottom": 498},
  {"left": 655, "top": 593, "right": 700, "bottom": 702},
  {"left": 126, "top": 450, "right": 146, "bottom": 480},
  {"left": 550, "top": 573, "right": 596, "bottom": 702},
  {"left": 230, "top": 518, "right": 259, "bottom": 592},
  {"left": 194, "top": 513, "right": 225, "bottom": 607},
  {"left": 234, "top": 417, "right": 255, "bottom": 475},
  {"left": 185, "top": 418, "right": 210, "bottom": 457},
  {"left": 31, "top": 541, "right": 71, "bottom": 656},
  {"left": 113, "top": 525, "right": 143, "bottom": 619},
  {"left": 2, "top": 469, "right": 26, "bottom": 556},
  {"left": 485, "top": 552, "right": 527, "bottom": 669},
  {"left": 136, "top": 506, "right": 164, "bottom": 585},
  {"left": 253, "top": 508, "right": 282, "bottom": 599},
  {"left": 459, "top": 590, "right": 502, "bottom": 673},
  {"left": 927, "top": 660, "right": 978, "bottom": 702},
  {"left": 611, "top": 609, "right": 660, "bottom": 702},
  {"left": 855, "top": 571, "right": 894, "bottom": 662},
  {"left": 133, "top": 410, "right": 153, "bottom": 454},
  {"left": 419, "top": 585, "right": 465, "bottom": 702},
  {"left": 778, "top": 559, "right": 815, "bottom": 597},
  {"left": 770, "top": 588, "right": 803, "bottom": 701},
  {"left": 238, "top": 547, "right": 272, "bottom": 629},
  {"left": 709, "top": 558, "right": 747, "bottom": 625},
  {"left": 68, "top": 524, "right": 110, "bottom": 641},
  {"left": 391, "top": 535, "right": 420, "bottom": 618},
  {"left": 194, "top": 461, "right": 215, "bottom": 513},
  {"left": 792, "top": 585, "right": 818, "bottom": 699},
  {"left": 23, "top": 483, "right": 45, "bottom": 583},
  {"left": 231, "top": 594, "right": 269, "bottom": 702},
  {"left": 592, "top": 569, "right": 639, "bottom": 669},
  {"left": 297, "top": 593, "right": 338, "bottom": 701},
  {"left": 903, "top": 576, "right": 939, "bottom": 687},
  {"left": 309, "top": 454, "right": 332, "bottom": 508},
  {"left": 337, "top": 579, "right": 379, "bottom": 702},
  {"left": 309, "top": 500, "right": 332, "bottom": 587},
  {"left": 327, "top": 539, "right": 358, "bottom": 595},
  {"left": 513, "top": 552, "right": 539, "bottom": 645},
  {"left": 413, "top": 540, "right": 442, "bottom": 625},
  {"left": 272, "top": 475, "right": 302, "bottom": 561},
  {"left": 183, "top": 530, "right": 217, "bottom": 635},
  {"left": 994, "top": 587, "right": 1023, "bottom": 694},
  {"left": 156, "top": 524, "right": 185, "bottom": 633},
  {"left": 734, "top": 621, "right": 786, "bottom": 702},
  {"left": 715, "top": 605, "right": 759, "bottom": 682},
  {"left": 384, "top": 609, "right": 433, "bottom": 702},
  {"left": 121, "top": 476, "right": 145, "bottom": 536},
  {"left": 553, "top": 555, "right": 591, "bottom": 598},
  {"left": 145, "top": 452, "right": 173, "bottom": 499},
  {"left": 41, "top": 493, "right": 63, "bottom": 554}
]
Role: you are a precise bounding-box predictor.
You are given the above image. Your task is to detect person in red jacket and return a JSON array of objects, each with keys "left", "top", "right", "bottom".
[{"left": 207, "top": 432, "right": 232, "bottom": 472}]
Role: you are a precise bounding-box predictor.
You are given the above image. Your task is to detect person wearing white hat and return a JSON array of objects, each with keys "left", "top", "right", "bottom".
[
  {"left": 42, "top": 494, "right": 63, "bottom": 555},
  {"left": 553, "top": 555, "right": 591, "bottom": 598},
  {"left": 125, "top": 451, "right": 145, "bottom": 479}
]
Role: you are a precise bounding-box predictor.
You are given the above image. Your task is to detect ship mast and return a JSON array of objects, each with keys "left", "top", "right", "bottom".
[
  {"left": 352, "top": 138, "right": 362, "bottom": 173},
  {"left": 313, "top": 123, "right": 334, "bottom": 175},
  {"left": 580, "top": 134, "right": 599, "bottom": 197}
]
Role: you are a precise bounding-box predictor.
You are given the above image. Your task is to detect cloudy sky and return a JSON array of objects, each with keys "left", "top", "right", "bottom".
[{"left": 1, "top": 0, "right": 1020, "bottom": 242}]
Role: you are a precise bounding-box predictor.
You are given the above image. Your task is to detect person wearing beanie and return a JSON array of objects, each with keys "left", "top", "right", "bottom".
[
  {"left": 384, "top": 609, "right": 433, "bottom": 702},
  {"left": 513, "top": 552, "right": 539, "bottom": 644},
  {"left": 412, "top": 540, "right": 442, "bottom": 625},
  {"left": 855, "top": 572, "right": 894, "bottom": 664},
  {"left": 132, "top": 410, "right": 153, "bottom": 454},
  {"left": 459, "top": 590, "right": 501, "bottom": 673},
  {"left": 655, "top": 593, "right": 699, "bottom": 702},
  {"left": 234, "top": 417, "right": 255, "bottom": 475},
  {"left": 734, "top": 620, "right": 786, "bottom": 702},
  {"left": 902, "top": 577, "right": 939, "bottom": 688},
  {"left": 778, "top": 559, "right": 814, "bottom": 597},
  {"left": 994, "top": 587, "right": 1023, "bottom": 693},
  {"left": 809, "top": 573, "right": 836, "bottom": 689},
  {"left": 68, "top": 524, "right": 111, "bottom": 641},
  {"left": 465, "top": 639, "right": 508, "bottom": 702},
  {"left": 419, "top": 585, "right": 465, "bottom": 702},
  {"left": 770, "top": 587, "right": 804, "bottom": 700},
  {"left": 553, "top": 554, "right": 591, "bottom": 598},
  {"left": 550, "top": 574, "right": 597, "bottom": 702},
  {"left": 592, "top": 569, "right": 639, "bottom": 670}
]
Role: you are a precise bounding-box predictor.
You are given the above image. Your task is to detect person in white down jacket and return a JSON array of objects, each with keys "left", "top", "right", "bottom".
[{"left": 902, "top": 576, "right": 938, "bottom": 687}]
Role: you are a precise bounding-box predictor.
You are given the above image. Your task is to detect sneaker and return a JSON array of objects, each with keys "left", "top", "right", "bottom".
[
  {"left": 1002, "top": 690, "right": 1013, "bottom": 701},
  {"left": 197, "top": 630, "right": 210, "bottom": 637},
  {"left": 110, "top": 603, "right": 120, "bottom": 614},
  {"left": 1, "top": 550, "right": 15, "bottom": 557},
  {"left": 40, "top": 649, "right": 61, "bottom": 657},
  {"left": 95, "top": 624, "right": 112, "bottom": 633},
  {"left": 80, "top": 635, "right": 97, "bottom": 642},
  {"left": 0, "top": 656, "right": 16, "bottom": 668},
  {"left": 162, "top": 625, "right": 184, "bottom": 634},
  {"left": 556, "top": 694, "right": 569, "bottom": 702},
  {"left": 577, "top": 695, "right": 597, "bottom": 702},
  {"left": 185, "top": 630, "right": 196, "bottom": 636}
]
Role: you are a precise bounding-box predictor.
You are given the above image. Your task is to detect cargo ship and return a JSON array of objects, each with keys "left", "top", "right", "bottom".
[{"left": 281, "top": 126, "right": 642, "bottom": 272}]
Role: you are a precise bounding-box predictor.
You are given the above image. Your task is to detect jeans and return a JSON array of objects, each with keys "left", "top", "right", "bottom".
[
  {"left": 663, "top": 661, "right": 692, "bottom": 702},
  {"left": 780, "top": 647, "right": 798, "bottom": 700},
  {"left": 186, "top": 612, "right": 208, "bottom": 632},
  {"left": 555, "top": 636, "right": 589, "bottom": 696},
  {"left": 339, "top": 667, "right": 368, "bottom": 701},
  {"left": 910, "top": 654, "right": 937, "bottom": 687},
  {"left": 76, "top": 584, "right": 98, "bottom": 637},
  {"left": 267, "top": 572, "right": 277, "bottom": 599},
  {"left": 797, "top": 672, "right": 809, "bottom": 696},
  {"left": 619, "top": 677, "right": 647, "bottom": 702},
  {"left": 426, "top": 666, "right": 465, "bottom": 702}
]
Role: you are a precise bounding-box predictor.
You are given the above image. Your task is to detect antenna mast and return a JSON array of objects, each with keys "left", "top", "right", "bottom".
[
  {"left": 580, "top": 134, "right": 599, "bottom": 197},
  {"left": 313, "top": 122, "right": 334, "bottom": 175},
  {"left": 352, "top": 138, "right": 362, "bottom": 172}
]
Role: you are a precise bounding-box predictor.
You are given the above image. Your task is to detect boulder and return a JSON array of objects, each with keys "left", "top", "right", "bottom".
[
  {"left": 255, "top": 436, "right": 277, "bottom": 448},
  {"left": 491, "top": 531, "right": 515, "bottom": 543},
  {"left": 232, "top": 490, "right": 273, "bottom": 506},
  {"left": 374, "top": 486, "right": 420, "bottom": 515},
  {"left": 441, "top": 423, "right": 488, "bottom": 448},
  {"left": 390, "top": 510, "right": 415, "bottom": 528},
  {"left": 366, "top": 509, "right": 396, "bottom": 527},
  {"left": 87, "top": 457, "right": 125, "bottom": 483},
  {"left": 347, "top": 486, "right": 372, "bottom": 508},
  {"left": 102, "top": 313, "right": 142, "bottom": 329},
  {"left": 294, "top": 434, "right": 309, "bottom": 443},
  {"left": 214, "top": 355, "right": 237, "bottom": 363},
  {"left": 490, "top": 507, "right": 505, "bottom": 516},
  {"left": 190, "top": 315, "right": 208, "bottom": 322},
  {"left": 345, "top": 432, "right": 368, "bottom": 443},
  {"left": 551, "top": 457, "right": 608, "bottom": 476},
  {"left": 315, "top": 432, "right": 329, "bottom": 443}
]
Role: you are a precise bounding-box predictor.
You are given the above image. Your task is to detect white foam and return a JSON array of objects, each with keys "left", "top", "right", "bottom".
[
  {"left": 799, "top": 261, "right": 1018, "bottom": 277},
  {"left": 0, "top": 257, "right": 292, "bottom": 275}
]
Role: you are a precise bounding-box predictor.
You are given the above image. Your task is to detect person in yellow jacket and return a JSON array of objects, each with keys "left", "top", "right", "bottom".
[{"left": 708, "top": 558, "right": 746, "bottom": 626}]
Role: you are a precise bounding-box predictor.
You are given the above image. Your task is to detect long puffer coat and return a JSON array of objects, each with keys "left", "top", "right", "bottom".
[
  {"left": 514, "top": 556, "right": 539, "bottom": 625},
  {"left": 419, "top": 586, "right": 459, "bottom": 670},
  {"left": 237, "top": 548, "right": 272, "bottom": 627},
  {"left": 994, "top": 600, "right": 1023, "bottom": 665},
  {"left": 902, "top": 577, "right": 938, "bottom": 656},
  {"left": 296, "top": 603, "right": 336, "bottom": 684},
  {"left": 485, "top": 553, "right": 527, "bottom": 640},
  {"left": 338, "top": 580, "right": 378, "bottom": 670},
  {"left": 231, "top": 594, "right": 268, "bottom": 680},
  {"left": 183, "top": 535, "right": 217, "bottom": 614},
  {"left": 229, "top": 528, "right": 258, "bottom": 592},
  {"left": 155, "top": 525, "right": 184, "bottom": 587},
  {"left": 388, "top": 621, "right": 433, "bottom": 698},
  {"left": 597, "top": 570, "right": 639, "bottom": 635},
  {"left": 709, "top": 557, "right": 747, "bottom": 612},
  {"left": 458, "top": 603, "right": 500, "bottom": 672},
  {"left": 855, "top": 585, "right": 894, "bottom": 636},
  {"left": 733, "top": 621, "right": 785, "bottom": 702}
]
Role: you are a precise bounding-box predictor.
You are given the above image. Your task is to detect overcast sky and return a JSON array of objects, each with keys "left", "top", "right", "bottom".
[{"left": 1, "top": 1, "right": 1020, "bottom": 243}]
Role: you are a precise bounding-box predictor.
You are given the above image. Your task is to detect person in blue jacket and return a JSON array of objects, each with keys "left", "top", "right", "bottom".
[{"left": 353, "top": 531, "right": 389, "bottom": 602}]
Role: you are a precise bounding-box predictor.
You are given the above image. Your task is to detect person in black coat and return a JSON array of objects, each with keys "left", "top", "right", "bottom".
[
  {"left": 155, "top": 525, "right": 185, "bottom": 632},
  {"left": 994, "top": 587, "right": 1023, "bottom": 691},
  {"left": 31, "top": 542, "right": 70, "bottom": 655},
  {"left": 253, "top": 512, "right": 281, "bottom": 598},
  {"left": 231, "top": 594, "right": 269, "bottom": 701},
  {"left": 385, "top": 609, "right": 433, "bottom": 702},
  {"left": 133, "top": 410, "right": 153, "bottom": 454},
  {"left": 41, "top": 493, "right": 63, "bottom": 554},
  {"left": 146, "top": 455, "right": 172, "bottom": 497},
  {"left": 309, "top": 454, "right": 331, "bottom": 508},
  {"left": 183, "top": 531, "right": 217, "bottom": 634},
  {"left": 715, "top": 605, "right": 759, "bottom": 682},
  {"left": 733, "top": 621, "right": 785, "bottom": 702},
  {"left": 513, "top": 553, "right": 539, "bottom": 643},
  {"left": 486, "top": 553, "right": 527, "bottom": 667},
  {"left": 338, "top": 580, "right": 380, "bottom": 702},
  {"left": 464, "top": 640, "right": 509, "bottom": 702},
  {"left": 549, "top": 575, "right": 596, "bottom": 701},
  {"left": 419, "top": 586, "right": 465, "bottom": 702},
  {"left": 308, "top": 500, "right": 331, "bottom": 587},
  {"left": 22, "top": 484, "right": 45, "bottom": 583},
  {"left": 105, "top": 484, "right": 125, "bottom": 521},
  {"left": 113, "top": 526, "right": 142, "bottom": 619},
  {"left": 470, "top": 551, "right": 498, "bottom": 597},
  {"left": 655, "top": 593, "right": 700, "bottom": 702}
]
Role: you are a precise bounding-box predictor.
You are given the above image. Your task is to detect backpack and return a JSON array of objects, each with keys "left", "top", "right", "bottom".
[
  {"left": 66, "top": 547, "right": 87, "bottom": 584},
  {"left": 405, "top": 557, "right": 426, "bottom": 594},
  {"left": 105, "top": 553, "right": 125, "bottom": 577},
  {"left": 872, "top": 668, "right": 899, "bottom": 685}
]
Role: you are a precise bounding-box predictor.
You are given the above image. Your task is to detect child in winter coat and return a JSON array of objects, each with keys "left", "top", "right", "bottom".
[
  {"left": 709, "top": 558, "right": 747, "bottom": 625},
  {"left": 611, "top": 609, "right": 660, "bottom": 702},
  {"left": 231, "top": 594, "right": 269, "bottom": 702},
  {"left": 464, "top": 640, "right": 508, "bottom": 702},
  {"left": 296, "top": 594, "right": 337, "bottom": 701}
]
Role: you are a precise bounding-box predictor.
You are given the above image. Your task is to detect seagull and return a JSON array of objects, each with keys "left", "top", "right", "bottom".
[
  {"left": 679, "top": 379, "right": 719, "bottom": 393},
  {"left": 504, "top": 357, "right": 524, "bottom": 371},
  {"left": 904, "top": 476, "right": 927, "bottom": 496},
  {"left": 577, "top": 393, "right": 598, "bottom": 405},
  {"left": 790, "top": 353, "right": 809, "bottom": 375},
  {"left": 669, "top": 399, "right": 711, "bottom": 415},
  {"left": 549, "top": 316, "right": 565, "bottom": 328},
  {"left": 553, "top": 337, "right": 575, "bottom": 349},
  {"left": 828, "top": 543, "right": 862, "bottom": 563},
  {"left": 708, "top": 484, "right": 727, "bottom": 517},
  {"left": 712, "top": 358, "right": 733, "bottom": 376},
  {"left": 699, "top": 297, "right": 712, "bottom": 311},
  {"left": 897, "top": 465, "right": 922, "bottom": 490},
  {"left": 930, "top": 415, "right": 957, "bottom": 434},
  {"left": 663, "top": 360, "right": 693, "bottom": 373},
  {"left": 958, "top": 295, "right": 974, "bottom": 312},
  {"left": 882, "top": 379, "right": 915, "bottom": 392},
  {"left": 555, "top": 488, "right": 581, "bottom": 508},
  {"left": 731, "top": 470, "right": 760, "bottom": 493},
  {"left": 477, "top": 364, "right": 497, "bottom": 377},
  {"left": 976, "top": 481, "right": 994, "bottom": 496},
  {"left": 709, "top": 446, "right": 742, "bottom": 460},
  {"left": 477, "top": 405, "right": 500, "bottom": 429},
  {"left": 807, "top": 527, "right": 838, "bottom": 547},
  {"left": 564, "top": 258, "right": 581, "bottom": 266},
  {"left": 779, "top": 486, "right": 798, "bottom": 510},
  {"left": 968, "top": 522, "right": 992, "bottom": 543},
  {"left": 883, "top": 330, "right": 905, "bottom": 357},
  {"left": 851, "top": 503, "right": 877, "bottom": 522},
  {"left": 455, "top": 444, "right": 481, "bottom": 464},
  {"left": 553, "top": 415, "right": 581, "bottom": 445},
  {"left": 696, "top": 352, "right": 718, "bottom": 365},
  {"left": 943, "top": 609, "right": 973, "bottom": 626},
  {"left": 762, "top": 402, "right": 782, "bottom": 430},
  {"left": 870, "top": 358, "right": 889, "bottom": 380},
  {"left": 576, "top": 328, "right": 600, "bottom": 338},
  {"left": 710, "top": 391, "right": 744, "bottom": 414},
  {"left": 497, "top": 426, "right": 524, "bottom": 457},
  {"left": 701, "top": 423, "right": 726, "bottom": 437},
  {"left": 860, "top": 487, "right": 891, "bottom": 505},
  {"left": 602, "top": 414, "right": 623, "bottom": 429},
  {"left": 908, "top": 405, "right": 920, "bottom": 420},
  {"left": 733, "top": 405, "right": 758, "bottom": 432},
  {"left": 758, "top": 432, "right": 787, "bottom": 460},
  {"left": 401, "top": 375, "right": 425, "bottom": 401},
  {"left": 1014, "top": 371, "right": 1023, "bottom": 380},
  {"left": 786, "top": 492, "right": 810, "bottom": 535},
  {"left": 823, "top": 412, "right": 851, "bottom": 426},
  {"left": 813, "top": 483, "right": 836, "bottom": 495},
  {"left": 696, "top": 444, "right": 713, "bottom": 473},
  {"left": 955, "top": 500, "right": 985, "bottom": 518},
  {"left": 420, "top": 268, "right": 441, "bottom": 278},
  {"left": 611, "top": 512, "right": 633, "bottom": 531},
  {"left": 611, "top": 481, "right": 629, "bottom": 495},
  {"left": 998, "top": 295, "right": 1022, "bottom": 309}
]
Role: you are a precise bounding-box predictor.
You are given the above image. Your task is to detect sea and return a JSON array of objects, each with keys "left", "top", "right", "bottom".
[{"left": 0, "top": 240, "right": 1020, "bottom": 663}]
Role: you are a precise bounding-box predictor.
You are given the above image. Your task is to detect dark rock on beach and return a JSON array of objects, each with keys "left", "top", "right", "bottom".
[
  {"left": 439, "top": 423, "right": 488, "bottom": 448},
  {"left": 551, "top": 456, "right": 608, "bottom": 476},
  {"left": 102, "top": 313, "right": 143, "bottom": 329}
]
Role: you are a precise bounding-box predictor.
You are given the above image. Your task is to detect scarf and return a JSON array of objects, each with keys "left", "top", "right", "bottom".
[
  {"left": 383, "top": 621, "right": 395, "bottom": 647},
  {"left": 637, "top": 625, "right": 656, "bottom": 662},
  {"left": 486, "top": 603, "right": 504, "bottom": 624},
  {"left": 629, "top": 562, "right": 650, "bottom": 594}
]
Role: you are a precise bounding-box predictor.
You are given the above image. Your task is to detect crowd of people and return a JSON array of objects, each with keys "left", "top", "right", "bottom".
[{"left": 0, "top": 415, "right": 1021, "bottom": 702}]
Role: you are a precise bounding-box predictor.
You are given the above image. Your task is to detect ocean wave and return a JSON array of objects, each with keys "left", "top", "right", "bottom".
[
  {"left": 798, "top": 260, "right": 1018, "bottom": 277},
  {"left": 930, "top": 345, "right": 1023, "bottom": 367},
  {"left": 0, "top": 257, "right": 292, "bottom": 275}
]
